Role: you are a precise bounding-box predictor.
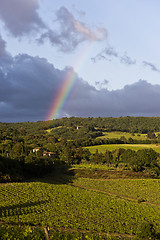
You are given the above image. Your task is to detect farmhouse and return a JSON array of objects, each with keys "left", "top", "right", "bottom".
[
  {"left": 76, "top": 125, "right": 83, "bottom": 130},
  {"left": 43, "top": 151, "right": 56, "bottom": 158},
  {"left": 32, "top": 148, "right": 56, "bottom": 158},
  {"left": 32, "top": 147, "right": 43, "bottom": 153}
]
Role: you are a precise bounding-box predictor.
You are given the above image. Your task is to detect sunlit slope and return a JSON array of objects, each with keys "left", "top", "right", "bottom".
[
  {"left": 85, "top": 144, "right": 160, "bottom": 154},
  {"left": 0, "top": 180, "right": 160, "bottom": 236}
]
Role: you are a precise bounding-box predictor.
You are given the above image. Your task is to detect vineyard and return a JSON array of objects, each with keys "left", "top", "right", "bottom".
[
  {"left": 0, "top": 176, "right": 160, "bottom": 239},
  {"left": 74, "top": 178, "right": 160, "bottom": 205}
]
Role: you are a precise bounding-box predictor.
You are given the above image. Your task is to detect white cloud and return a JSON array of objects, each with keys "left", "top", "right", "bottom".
[
  {"left": 92, "top": 46, "right": 136, "bottom": 66},
  {"left": 38, "top": 6, "right": 107, "bottom": 52},
  {"left": 143, "top": 61, "right": 160, "bottom": 72}
]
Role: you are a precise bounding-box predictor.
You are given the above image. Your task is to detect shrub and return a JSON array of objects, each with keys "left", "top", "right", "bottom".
[{"left": 137, "top": 222, "right": 156, "bottom": 239}]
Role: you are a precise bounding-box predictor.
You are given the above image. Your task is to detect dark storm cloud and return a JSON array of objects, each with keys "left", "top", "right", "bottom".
[
  {"left": 0, "top": 0, "right": 45, "bottom": 37},
  {"left": 0, "top": 54, "right": 68, "bottom": 122},
  {"left": 0, "top": 35, "right": 7, "bottom": 57},
  {"left": 1, "top": 52, "right": 160, "bottom": 122},
  {"left": 143, "top": 61, "right": 160, "bottom": 72},
  {"left": 65, "top": 80, "right": 160, "bottom": 118},
  {"left": 38, "top": 6, "right": 107, "bottom": 52},
  {"left": 0, "top": 35, "right": 12, "bottom": 66}
]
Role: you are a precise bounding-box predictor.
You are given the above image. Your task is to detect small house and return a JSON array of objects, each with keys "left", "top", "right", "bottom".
[
  {"left": 32, "top": 147, "right": 43, "bottom": 153},
  {"left": 43, "top": 151, "right": 56, "bottom": 158}
]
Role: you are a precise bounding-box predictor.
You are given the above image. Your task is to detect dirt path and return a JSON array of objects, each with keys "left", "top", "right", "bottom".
[{"left": 44, "top": 227, "right": 50, "bottom": 240}]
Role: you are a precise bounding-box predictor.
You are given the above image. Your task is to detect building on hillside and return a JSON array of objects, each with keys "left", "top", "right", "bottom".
[
  {"left": 43, "top": 151, "right": 56, "bottom": 158},
  {"left": 32, "top": 147, "right": 43, "bottom": 153},
  {"left": 76, "top": 126, "right": 83, "bottom": 130},
  {"left": 32, "top": 148, "right": 56, "bottom": 159}
]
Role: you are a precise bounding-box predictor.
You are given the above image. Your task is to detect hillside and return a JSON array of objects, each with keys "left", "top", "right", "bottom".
[{"left": 1, "top": 117, "right": 160, "bottom": 239}]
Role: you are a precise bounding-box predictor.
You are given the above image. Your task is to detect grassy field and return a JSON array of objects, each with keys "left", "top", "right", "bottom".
[
  {"left": 85, "top": 143, "right": 160, "bottom": 154},
  {"left": 97, "top": 131, "right": 148, "bottom": 140},
  {"left": 1, "top": 171, "right": 160, "bottom": 239},
  {"left": 72, "top": 163, "right": 114, "bottom": 170}
]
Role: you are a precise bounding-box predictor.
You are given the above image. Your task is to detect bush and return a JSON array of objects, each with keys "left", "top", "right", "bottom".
[
  {"left": 137, "top": 222, "right": 156, "bottom": 239},
  {"left": 137, "top": 198, "right": 146, "bottom": 203}
]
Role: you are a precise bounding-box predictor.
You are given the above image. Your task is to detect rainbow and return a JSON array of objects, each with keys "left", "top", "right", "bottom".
[{"left": 46, "top": 42, "right": 95, "bottom": 120}]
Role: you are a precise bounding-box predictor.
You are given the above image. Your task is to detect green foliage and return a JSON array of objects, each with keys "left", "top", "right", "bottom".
[
  {"left": 1, "top": 116, "right": 160, "bottom": 180},
  {"left": 0, "top": 225, "right": 46, "bottom": 240},
  {"left": 50, "top": 125, "right": 102, "bottom": 140},
  {"left": 74, "top": 178, "right": 160, "bottom": 205},
  {"left": 2, "top": 117, "right": 160, "bottom": 238},
  {"left": 1, "top": 180, "right": 160, "bottom": 236},
  {"left": 85, "top": 144, "right": 160, "bottom": 154},
  {"left": 147, "top": 132, "right": 156, "bottom": 139},
  {"left": 0, "top": 155, "right": 23, "bottom": 182},
  {"left": 128, "top": 149, "right": 160, "bottom": 175},
  {"left": 24, "top": 155, "right": 55, "bottom": 177},
  {"left": 136, "top": 222, "right": 156, "bottom": 239},
  {"left": 85, "top": 146, "right": 160, "bottom": 176},
  {"left": 49, "top": 229, "right": 126, "bottom": 239}
]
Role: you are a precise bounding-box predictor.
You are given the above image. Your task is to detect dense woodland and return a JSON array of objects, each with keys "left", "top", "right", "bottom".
[{"left": 1, "top": 116, "right": 160, "bottom": 182}]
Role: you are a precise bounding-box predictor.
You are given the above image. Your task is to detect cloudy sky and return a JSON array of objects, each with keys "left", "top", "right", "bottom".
[{"left": 0, "top": 0, "right": 160, "bottom": 122}]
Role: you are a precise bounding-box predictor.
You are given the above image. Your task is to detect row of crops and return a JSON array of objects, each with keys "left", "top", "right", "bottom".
[
  {"left": 74, "top": 178, "right": 160, "bottom": 205},
  {"left": 0, "top": 179, "right": 160, "bottom": 237},
  {"left": 0, "top": 225, "right": 128, "bottom": 240}
]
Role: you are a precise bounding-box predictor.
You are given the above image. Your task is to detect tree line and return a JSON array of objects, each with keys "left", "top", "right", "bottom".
[{"left": 1, "top": 116, "right": 160, "bottom": 182}]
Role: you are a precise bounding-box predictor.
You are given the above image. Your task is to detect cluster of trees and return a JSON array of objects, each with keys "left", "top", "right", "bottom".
[
  {"left": 91, "top": 148, "right": 160, "bottom": 177},
  {"left": 50, "top": 126, "right": 102, "bottom": 140},
  {"left": 74, "top": 137, "right": 155, "bottom": 148},
  {"left": 0, "top": 153, "right": 60, "bottom": 182}
]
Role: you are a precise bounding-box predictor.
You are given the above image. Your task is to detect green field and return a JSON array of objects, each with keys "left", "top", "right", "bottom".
[
  {"left": 1, "top": 174, "right": 160, "bottom": 239},
  {"left": 97, "top": 131, "right": 148, "bottom": 140},
  {"left": 72, "top": 163, "right": 114, "bottom": 170},
  {"left": 74, "top": 178, "right": 160, "bottom": 205},
  {"left": 85, "top": 144, "right": 160, "bottom": 154}
]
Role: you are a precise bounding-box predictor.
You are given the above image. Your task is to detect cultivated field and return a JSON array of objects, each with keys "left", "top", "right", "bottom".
[
  {"left": 1, "top": 172, "right": 160, "bottom": 239},
  {"left": 74, "top": 178, "right": 160, "bottom": 205}
]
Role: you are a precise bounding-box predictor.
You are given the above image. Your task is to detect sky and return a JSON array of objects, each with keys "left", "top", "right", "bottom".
[{"left": 0, "top": 0, "right": 160, "bottom": 122}]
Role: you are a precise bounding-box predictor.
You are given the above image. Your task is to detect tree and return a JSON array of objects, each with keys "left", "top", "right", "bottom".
[
  {"left": 129, "top": 149, "right": 160, "bottom": 174},
  {"left": 147, "top": 132, "right": 156, "bottom": 139},
  {"left": 103, "top": 150, "right": 113, "bottom": 164},
  {"left": 93, "top": 149, "right": 103, "bottom": 163},
  {"left": 11, "top": 142, "right": 24, "bottom": 159}
]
